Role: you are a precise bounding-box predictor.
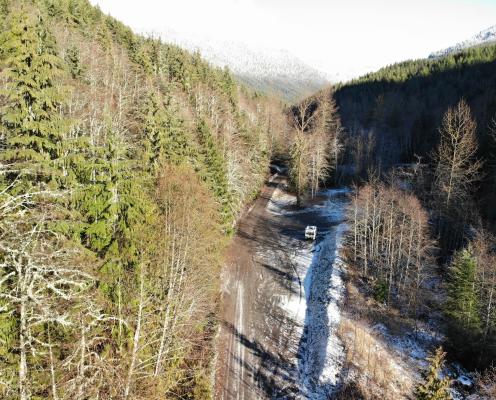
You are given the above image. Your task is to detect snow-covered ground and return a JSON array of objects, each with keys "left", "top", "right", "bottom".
[
  {"left": 271, "top": 188, "right": 350, "bottom": 399},
  {"left": 263, "top": 184, "right": 477, "bottom": 399},
  {"left": 297, "top": 189, "right": 349, "bottom": 399}
]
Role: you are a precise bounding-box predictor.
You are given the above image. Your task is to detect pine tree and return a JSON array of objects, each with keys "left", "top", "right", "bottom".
[
  {"left": 133, "top": 41, "right": 153, "bottom": 75},
  {"left": 0, "top": 11, "right": 69, "bottom": 190},
  {"left": 74, "top": 134, "right": 116, "bottom": 253},
  {"left": 446, "top": 248, "right": 480, "bottom": 330},
  {"left": 196, "top": 119, "right": 233, "bottom": 228},
  {"left": 96, "top": 21, "right": 112, "bottom": 51},
  {"left": 67, "top": 0, "right": 89, "bottom": 27},
  {"left": 141, "top": 92, "right": 190, "bottom": 170},
  {"left": 141, "top": 93, "right": 162, "bottom": 169},
  {"left": 0, "top": 0, "right": 8, "bottom": 22},
  {"left": 161, "top": 95, "right": 190, "bottom": 164},
  {"left": 415, "top": 347, "right": 451, "bottom": 400},
  {"left": 64, "top": 44, "right": 84, "bottom": 79}
]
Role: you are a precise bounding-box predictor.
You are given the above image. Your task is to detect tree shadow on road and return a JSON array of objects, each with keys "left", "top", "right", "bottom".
[{"left": 221, "top": 321, "right": 301, "bottom": 399}]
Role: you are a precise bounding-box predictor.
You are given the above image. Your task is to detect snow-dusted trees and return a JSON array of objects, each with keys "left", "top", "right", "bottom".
[{"left": 348, "top": 182, "right": 432, "bottom": 309}]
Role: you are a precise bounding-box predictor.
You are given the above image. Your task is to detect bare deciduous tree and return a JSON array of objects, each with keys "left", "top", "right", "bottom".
[
  {"left": 289, "top": 89, "right": 343, "bottom": 204},
  {"left": 347, "top": 182, "right": 433, "bottom": 310},
  {"left": 0, "top": 189, "right": 95, "bottom": 400},
  {"left": 433, "top": 99, "right": 481, "bottom": 209},
  {"left": 432, "top": 99, "right": 482, "bottom": 251}
]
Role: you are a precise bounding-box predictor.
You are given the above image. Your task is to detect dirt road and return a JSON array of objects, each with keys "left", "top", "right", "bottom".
[{"left": 215, "top": 175, "right": 348, "bottom": 400}]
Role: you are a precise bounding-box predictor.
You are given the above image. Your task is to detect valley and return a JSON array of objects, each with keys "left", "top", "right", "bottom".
[{"left": 1, "top": 1, "right": 496, "bottom": 400}]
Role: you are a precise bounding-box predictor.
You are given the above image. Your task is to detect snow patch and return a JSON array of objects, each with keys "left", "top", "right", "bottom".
[
  {"left": 281, "top": 290, "right": 306, "bottom": 326},
  {"left": 293, "top": 189, "right": 349, "bottom": 399},
  {"left": 457, "top": 375, "right": 473, "bottom": 388},
  {"left": 267, "top": 187, "right": 297, "bottom": 215}
]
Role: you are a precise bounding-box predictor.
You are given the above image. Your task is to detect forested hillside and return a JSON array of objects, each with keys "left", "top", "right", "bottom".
[
  {"left": 0, "top": 1, "right": 288, "bottom": 399},
  {"left": 328, "top": 42, "right": 496, "bottom": 398},
  {"left": 335, "top": 44, "right": 496, "bottom": 222}
]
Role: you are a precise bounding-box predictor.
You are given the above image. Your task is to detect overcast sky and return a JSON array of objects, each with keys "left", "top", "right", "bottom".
[{"left": 89, "top": 0, "right": 496, "bottom": 78}]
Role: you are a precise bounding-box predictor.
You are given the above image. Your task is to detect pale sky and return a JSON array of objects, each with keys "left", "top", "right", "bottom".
[{"left": 89, "top": 0, "right": 496, "bottom": 79}]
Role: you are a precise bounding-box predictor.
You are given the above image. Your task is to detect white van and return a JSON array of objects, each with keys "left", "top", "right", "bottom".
[{"left": 305, "top": 226, "right": 317, "bottom": 240}]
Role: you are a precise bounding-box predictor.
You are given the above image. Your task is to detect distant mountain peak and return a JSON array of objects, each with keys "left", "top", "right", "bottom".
[
  {"left": 159, "top": 29, "right": 329, "bottom": 101},
  {"left": 429, "top": 25, "right": 496, "bottom": 59}
]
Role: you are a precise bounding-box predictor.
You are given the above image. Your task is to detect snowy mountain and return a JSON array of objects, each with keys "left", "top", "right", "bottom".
[
  {"left": 429, "top": 25, "right": 496, "bottom": 59},
  {"left": 160, "top": 30, "right": 329, "bottom": 102}
]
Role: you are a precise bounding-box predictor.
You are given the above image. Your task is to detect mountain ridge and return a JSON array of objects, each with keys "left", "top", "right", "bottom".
[
  {"left": 429, "top": 24, "right": 496, "bottom": 58},
  {"left": 160, "top": 30, "right": 329, "bottom": 101}
]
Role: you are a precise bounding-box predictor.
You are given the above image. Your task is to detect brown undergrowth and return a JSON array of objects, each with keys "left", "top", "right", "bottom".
[{"left": 334, "top": 264, "right": 433, "bottom": 399}]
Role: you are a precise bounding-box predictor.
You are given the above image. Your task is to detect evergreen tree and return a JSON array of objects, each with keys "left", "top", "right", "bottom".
[
  {"left": 0, "top": 0, "right": 9, "bottom": 22},
  {"left": 72, "top": 122, "right": 155, "bottom": 347},
  {"left": 0, "top": 11, "right": 69, "bottom": 190},
  {"left": 141, "top": 92, "right": 190, "bottom": 170},
  {"left": 133, "top": 41, "right": 153, "bottom": 75},
  {"left": 67, "top": 0, "right": 89, "bottom": 27},
  {"left": 42, "top": 0, "right": 65, "bottom": 19},
  {"left": 221, "top": 66, "right": 237, "bottom": 106},
  {"left": 196, "top": 119, "right": 233, "bottom": 227},
  {"left": 74, "top": 132, "right": 116, "bottom": 253},
  {"left": 64, "top": 44, "right": 85, "bottom": 79},
  {"left": 415, "top": 347, "right": 451, "bottom": 400},
  {"left": 446, "top": 248, "right": 481, "bottom": 330},
  {"left": 161, "top": 95, "right": 190, "bottom": 164},
  {"left": 96, "top": 21, "right": 112, "bottom": 51},
  {"left": 445, "top": 247, "right": 484, "bottom": 365}
]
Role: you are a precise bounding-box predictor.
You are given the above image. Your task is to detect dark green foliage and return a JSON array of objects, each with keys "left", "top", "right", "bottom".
[
  {"left": 446, "top": 248, "right": 480, "bottom": 330},
  {"left": 335, "top": 44, "right": 496, "bottom": 212},
  {"left": 141, "top": 92, "right": 191, "bottom": 169},
  {"left": 42, "top": 0, "right": 66, "bottom": 19},
  {"left": 160, "top": 98, "right": 190, "bottom": 164},
  {"left": 0, "top": 10, "right": 69, "bottom": 190},
  {"left": 132, "top": 40, "right": 154, "bottom": 74},
  {"left": 373, "top": 279, "right": 388, "bottom": 303},
  {"left": 0, "top": 0, "right": 9, "bottom": 20},
  {"left": 220, "top": 67, "right": 237, "bottom": 106},
  {"left": 73, "top": 133, "right": 120, "bottom": 253},
  {"left": 444, "top": 247, "right": 496, "bottom": 369},
  {"left": 196, "top": 119, "right": 233, "bottom": 228},
  {"left": 415, "top": 347, "right": 451, "bottom": 400},
  {"left": 67, "top": 0, "right": 88, "bottom": 26},
  {"left": 64, "top": 44, "right": 84, "bottom": 79},
  {"left": 141, "top": 93, "right": 164, "bottom": 169}
]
